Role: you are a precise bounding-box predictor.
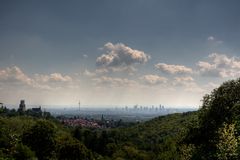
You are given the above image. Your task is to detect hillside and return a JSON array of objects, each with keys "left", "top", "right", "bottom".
[
  {"left": 111, "top": 112, "right": 198, "bottom": 159},
  {"left": 0, "top": 108, "right": 197, "bottom": 160}
]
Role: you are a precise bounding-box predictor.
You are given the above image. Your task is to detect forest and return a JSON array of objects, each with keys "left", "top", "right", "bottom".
[{"left": 1, "top": 78, "right": 240, "bottom": 160}]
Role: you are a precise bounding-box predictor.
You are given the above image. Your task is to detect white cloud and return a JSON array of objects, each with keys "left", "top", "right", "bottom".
[
  {"left": 207, "top": 36, "right": 215, "bottom": 41},
  {"left": 174, "top": 76, "right": 194, "bottom": 82},
  {"left": 208, "top": 53, "right": 231, "bottom": 67},
  {"left": 33, "top": 73, "right": 74, "bottom": 90},
  {"left": 140, "top": 74, "right": 167, "bottom": 85},
  {"left": 197, "top": 61, "right": 215, "bottom": 70},
  {"left": 155, "top": 63, "right": 193, "bottom": 74},
  {"left": 172, "top": 76, "right": 204, "bottom": 93},
  {"left": 218, "top": 69, "right": 240, "bottom": 78},
  {"left": 204, "top": 82, "right": 219, "bottom": 90},
  {"left": 34, "top": 73, "right": 72, "bottom": 83},
  {"left": 207, "top": 36, "right": 223, "bottom": 44},
  {"left": 173, "top": 76, "right": 194, "bottom": 86},
  {"left": 96, "top": 42, "right": 150, "bottom": 72},
  {"left": 83, "top": 68, "right": 115, "bottom": 78},
  {"left": 95, "top": 68, "right": 109, "bottom": 74},
  {"left": 93, "top": 76, "right": 137, "bottom": 88},
  {"left": 169, "top": 76, "right": 201, "bottom": 93},
  {"left": 83, "top": 54, "right": 88, "bottom": 58},
  {"left": 197, "top": 61, "right": 221, "bottom": 77},
  {"left": 197, "top": 53, "right": 240, "bottom": 78},
  {"left": 49, "top": 73, "right": 72, "bottom": 82},
  {"left": 83, "top": 69, "right": 96, "bottom": 77},
  {"left": 0, "top": 66, "right": 75, "bottom": 91},
  {"left": 184, "top": 83, "right": 205, "bottom": 93},
  {"left": 0, "top": 66, "right": 33, "bottom": 86}
]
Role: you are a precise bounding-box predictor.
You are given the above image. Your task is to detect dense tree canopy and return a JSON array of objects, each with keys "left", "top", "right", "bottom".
[
  {"left": 185, "top": 78, "right": 240, "bottom": 159},
  {"left": 22, "top": 120, "right": 56, "bottom": 160}
]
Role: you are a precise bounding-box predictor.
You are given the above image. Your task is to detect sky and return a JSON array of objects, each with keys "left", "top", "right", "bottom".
[{"left": 1, "top": 0, "right": 240, "bottom": 107}]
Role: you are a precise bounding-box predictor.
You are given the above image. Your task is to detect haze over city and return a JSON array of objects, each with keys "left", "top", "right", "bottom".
[{"left": 1, "top": 0, "right": 240, "bottom": 107}]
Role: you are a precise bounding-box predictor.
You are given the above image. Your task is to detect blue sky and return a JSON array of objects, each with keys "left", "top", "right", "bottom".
[{"left": 1, "top": 0, "right": 240, "bottom": 107}]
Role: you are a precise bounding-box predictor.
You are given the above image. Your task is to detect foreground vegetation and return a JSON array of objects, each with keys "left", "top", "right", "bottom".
[{"left": 2, "top": 78, "right": 240, "bottom": 159}]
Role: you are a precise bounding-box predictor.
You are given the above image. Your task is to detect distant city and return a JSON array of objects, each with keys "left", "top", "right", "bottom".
[{"left": 1, "top": 100, "right": 197, "bottom": 122}]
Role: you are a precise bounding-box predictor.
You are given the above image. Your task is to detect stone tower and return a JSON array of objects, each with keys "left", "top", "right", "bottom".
[{"left": 19, "top": 100, "right": 26, "bottom": 112}]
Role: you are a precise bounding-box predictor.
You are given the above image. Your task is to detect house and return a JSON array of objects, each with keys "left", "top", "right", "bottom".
[
  {"left": 32, "top": 106, "right": 42, "bottom": 113},
  {"left": 31, "top": 106, "right": 42, "bottom": 113}
]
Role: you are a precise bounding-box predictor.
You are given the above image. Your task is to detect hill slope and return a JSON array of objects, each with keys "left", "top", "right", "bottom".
[{"left": 0, "top": 109, "right": 198, "bottom": 160}]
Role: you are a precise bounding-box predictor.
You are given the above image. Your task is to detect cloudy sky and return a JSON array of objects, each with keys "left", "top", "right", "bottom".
[{"left": 1, "top": 0, "right": 240, "bottom": 107}]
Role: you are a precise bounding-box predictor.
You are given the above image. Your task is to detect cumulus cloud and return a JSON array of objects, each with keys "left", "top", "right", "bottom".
[
  {"left": 140, "top": 74, "right": 167, "bottom": 85},
  {"left": 155, "top": 63, "right": 193, "bottom": 74},
  {"left": 209, "top": 53, "right": 232, "bottom": 67},
  {"left": 173, "top": 76, "right": 194, "bottom": 86},
  {"left": 93, "top": 76, "right": 137, "bottom": 88},
  {"left": 96, "top": 42, "right": 150, "bottom": 72},
  {"left": 95, "top": 68, "right": 109, "bottom": 74},
  {"left": 0, "top": 66, "right": 74, "bottom": 90},
  {"left": 197, "top": 61, "right": 221, "bottom": 77},
  {"left": 33, "top": 73, "right": 73, "bottom": 90},
  {"left": 83, "top": 68, "right": 112, "bottom": 78},
  {"left": 197, "top": 53, "right": 240, "bottom": 78},
  {"left": 173, "top": 76, "right": 204, "bottom": 93},
  {"left": 0, "top": 66, "right": 33, "bottom": 86},
  {"left": 34, "top": 73, "right": 72, "bottom": 83},
  {"left": 83, "top": 69, "right": 97, "bottom": 77}
]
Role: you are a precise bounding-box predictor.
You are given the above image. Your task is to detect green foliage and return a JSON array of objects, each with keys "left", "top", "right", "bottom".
[
  {"left": 216, "top": 123, "right": 239, "bottom": 160},
  {"left": 0, "top": 104, "right": 200, "bottom": 159},
  {"left": 112, "top": 145, "right": 151, "bottom": 160},
  {"left": 0, "top": 116, "right": 36, "bottom": 159},
  {"left": 56, "top": 135, "right": 94, "bottom": 160},
  {"left": 183, "top": 78, "right": 240, "bottom": 159},
  {"left": 0, "top": 105, "right": 199, "bottom": 160},
  {"left": 13, "top": 143, "right": 36, "bottom": 160},
  {"left": 22, "top": 120, "right": 56, "bottom": 160},
  {"left": 199, "top": 79, "right": 240, "bottom": 134},
  {"left": 179, "top": 144, "right": 195, "bottom": 160},
  {"left": 70, "top": 112, "right": 197, "bottom": 159},
  {"left": 117, "top": 112, "right": 197, "bottom": 159},
  {"left": 73, "top": 126, "right": 83, "bottom": 141}
]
